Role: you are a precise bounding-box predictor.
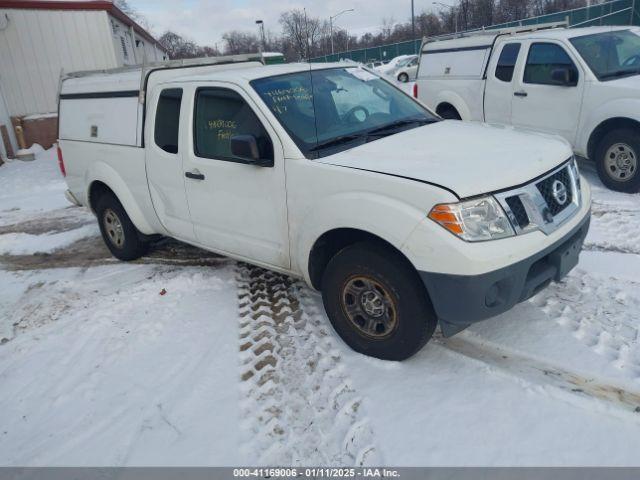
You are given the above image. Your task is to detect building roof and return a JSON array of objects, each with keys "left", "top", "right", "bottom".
[{"left": 0, "top": 0, "right": 166, "bottom": 52}]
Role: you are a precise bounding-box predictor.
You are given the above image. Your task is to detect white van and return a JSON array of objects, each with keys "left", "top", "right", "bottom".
[
  {"left": 58, "top": 55, "right": 591, "bottom": 360},
  {"left": 415, "top": 24, "right": 640, "bottom": 193}
]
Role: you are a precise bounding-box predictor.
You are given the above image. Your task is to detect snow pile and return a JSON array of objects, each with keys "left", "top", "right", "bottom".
[{"left": 0, "top": 146, "right": 68, "bottom": 219}]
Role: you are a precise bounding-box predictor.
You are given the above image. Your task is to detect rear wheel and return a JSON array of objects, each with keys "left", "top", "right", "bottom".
[
  {"left": 595, "top": 128, "right": 640, "bottom": 193},
  {"left": 321, "top": 242, "right": 437, "bottom": 361},
  {"left": 96, "top": 193, "right": 148, "bottom": 261},
  {"left": 438, "top": 105, "right": 461, "bottom": 120},
  {"left": 397, "top": 72, "right": 409, "bottom": 83}
]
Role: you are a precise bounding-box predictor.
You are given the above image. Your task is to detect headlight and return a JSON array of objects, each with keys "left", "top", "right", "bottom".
[{"left": 428, "top": 196, "right": 515, "bottom": 241}]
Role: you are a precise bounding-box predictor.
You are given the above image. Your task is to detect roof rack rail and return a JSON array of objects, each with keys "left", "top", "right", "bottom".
[
  {"left": 59, "top": 52, "right": 265, "bottom": 105},
  {"left": 421, "top": 20, "right": 568, "bottom": 44},
  {"left": 62, "top": 53, "right": 264, "bottom": 80}
]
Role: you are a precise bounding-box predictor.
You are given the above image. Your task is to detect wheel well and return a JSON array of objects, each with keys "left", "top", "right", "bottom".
[
  {"left": 308, "top": 228, "right": 414, "bottom": 290},
  {"left": 587, "top": 117, "right": 640, "bottom": 160},
  {"left": 88, "top": 181, "right": 115, "bottom": 213},
  {"left": 436, "top": 102, "right": 460, "bottom": 118}
]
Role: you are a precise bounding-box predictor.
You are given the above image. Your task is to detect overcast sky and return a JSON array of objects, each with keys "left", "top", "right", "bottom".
[{"left": 129, "top": 0, "right": 455, "bottom": 48}]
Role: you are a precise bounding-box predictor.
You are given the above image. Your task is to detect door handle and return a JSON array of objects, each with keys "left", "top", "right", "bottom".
[
  {"left": 514, "top": 91, "right": 528, "bottom": 97},
  {"left": 185, "top": 170, "right": 205, "bottom": 180}
]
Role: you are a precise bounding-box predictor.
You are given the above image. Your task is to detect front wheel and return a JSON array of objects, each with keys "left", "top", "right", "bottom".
[
  {"left": 397, "top": 72, "right": 409, "bottom": 83},
  {"left": 96, "top": 193, "right": 149, "bottom": 261},
  {"left": 595, "top": 128, "right": 640, "bottom": 193},
  {"left": 321, "top": 242, "right": 437, "bottom": 361}
]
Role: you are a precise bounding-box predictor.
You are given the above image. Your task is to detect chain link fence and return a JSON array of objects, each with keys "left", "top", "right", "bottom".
[{"left": 311, "top": 0, "right": 640, "bottom": 63}]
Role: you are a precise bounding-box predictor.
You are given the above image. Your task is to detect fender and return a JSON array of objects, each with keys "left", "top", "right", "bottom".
[
  {"left": 86, "top": 158, "right": 166, "bottom": 235},
  {"left": 293, "top": 190, "right": 447, "bottom": 286},
  {"left": 577, "top": 97, "right": 640, "bottom": 157},
  {"left": 435, "top": 90, "right": 474, "bottom": 121}
]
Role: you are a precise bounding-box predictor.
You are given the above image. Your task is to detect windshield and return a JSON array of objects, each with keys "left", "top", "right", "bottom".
[
  {"left": 251, "top": 67, "right": 438, "bottom": 158},
  {"left": 570, "top": 29, "right": 640, "bottom": 80}
]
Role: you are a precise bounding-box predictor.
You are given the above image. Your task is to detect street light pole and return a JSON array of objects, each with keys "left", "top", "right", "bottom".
[
  {"left": 433, "top": 1, "right": 458, "bottom": 33},
  {"left": 329, "top": 8, "right": 354, "bottom": 55},
  {"left": 255, "top": 20, "right": 265, "bottom": 52}
]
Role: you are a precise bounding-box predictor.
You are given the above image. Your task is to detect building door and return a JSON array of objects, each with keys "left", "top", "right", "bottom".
[{"left": 0, "top": 82, "right": 17, "bottom": 159}]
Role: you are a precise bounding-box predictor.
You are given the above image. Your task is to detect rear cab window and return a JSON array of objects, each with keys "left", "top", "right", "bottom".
[
  {"left": 495, "top": 43, "right": 521, "bottom": 82},
  {"left": 154, "top": 88, "right": 182, "bottom": 154}
]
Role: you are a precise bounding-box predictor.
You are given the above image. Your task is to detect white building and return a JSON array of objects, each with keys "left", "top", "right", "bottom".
[{"left": 0, "top": 0, "right": 168, "bottom": 158}]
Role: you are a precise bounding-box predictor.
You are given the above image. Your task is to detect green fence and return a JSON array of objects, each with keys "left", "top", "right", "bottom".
[{"left": 311, "top": 0, "right": 640, "bottom": 63}]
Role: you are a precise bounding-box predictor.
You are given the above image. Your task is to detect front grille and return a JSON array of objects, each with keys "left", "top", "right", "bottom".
[
  {"left": 494, "top": 159, "right": 580, "bottom": 237},
  {"left": 505, "top": 196, "right": 529, "bottom": 229},
  {"left": 536, "top": 167, "right": 573, "bottom": 216}
]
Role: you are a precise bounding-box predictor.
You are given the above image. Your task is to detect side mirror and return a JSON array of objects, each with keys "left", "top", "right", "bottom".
[
  {"left": 230, "top": 135, "right": 273, "bottom": 167},
  {"left": 551, "top": 67, "right": 577, "bottom": 87}
]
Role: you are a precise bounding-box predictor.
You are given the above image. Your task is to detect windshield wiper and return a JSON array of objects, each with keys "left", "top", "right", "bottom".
[
  {"left": 367, "top": 118, "right": 436, "bottom": 136},
  {"left": 600, "top": 68, "right": 640, "bottom": 80},
  {"left": 308, "top": 133, "right": 369, "bottom": 152}
]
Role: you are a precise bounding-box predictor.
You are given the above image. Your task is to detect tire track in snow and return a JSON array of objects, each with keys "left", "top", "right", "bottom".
[
  {"left": 236, "top": 264, "right": 380, "bottom": 466},
  {"left": 437, "top": 335, "right": 640, "bottom": 417}
]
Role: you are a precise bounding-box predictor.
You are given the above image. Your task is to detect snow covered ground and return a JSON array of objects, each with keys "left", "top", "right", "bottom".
[{"left": 0, "top": 147, "right": 639, "bottom": 466}]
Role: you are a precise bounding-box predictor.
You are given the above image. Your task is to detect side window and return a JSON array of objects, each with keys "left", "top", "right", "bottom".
[
  {"left": 154, "top": 88, "right": 182, "bottom": 154},
  {"left": 495, "top": 43, "right": 521, "bottom": 82},
  {"left": 524, "top": 43, "right": 579, "bottom": 85},
  {"left": 194, "top": 88, "right": 273, "bottom": 162}
]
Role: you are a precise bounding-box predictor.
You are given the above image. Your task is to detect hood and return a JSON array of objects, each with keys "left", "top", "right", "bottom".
[
  {"left": 317, "top": 121, "right": 572, "bottom": 198},
  {"left": 604, "top": 74, "right": 640, "bottom": 90}
]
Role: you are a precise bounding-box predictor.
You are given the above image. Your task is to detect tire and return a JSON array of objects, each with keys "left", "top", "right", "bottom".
[
  {"left": 321, "top": 242, "right": 437, "bottom": 361},
  {"left": 95, "top": 192, "right": 149, "bottom": 261},
  {"left": 397, "top": 72, "right": 409, "bottom": 83},
  {"left": 595, "top": 128, "right": 640, "bottom": 193},
  {"left": 438, "top": 106, "right": 461, "bottom": 120}
]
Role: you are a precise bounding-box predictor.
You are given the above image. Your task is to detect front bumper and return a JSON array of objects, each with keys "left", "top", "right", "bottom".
[{"left": 419, "top": 211, "right": 590, "bottom": 336}]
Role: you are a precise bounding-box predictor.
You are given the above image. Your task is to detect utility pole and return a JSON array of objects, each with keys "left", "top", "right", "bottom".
[
  {"left": 411, "top": 0, "right": 416, "bottom": 40},
  {"left": 329, "top": 9, "right": 354, "bottom": 55}
]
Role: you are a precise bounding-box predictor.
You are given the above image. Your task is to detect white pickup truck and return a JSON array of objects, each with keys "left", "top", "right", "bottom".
[
  {"left": 58, "top": 55, "right": 591, "bottom": 360},
  {"left": 415, "top": 25, "right": 640, "bottom": 193}
]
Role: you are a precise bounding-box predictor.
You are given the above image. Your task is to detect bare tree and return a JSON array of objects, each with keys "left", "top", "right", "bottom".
[
  {"left": 222, "top": 31, "right": 260, "bottom": 54},
  {"left": 158, "top": 31, "right": 195, "bottom": 59},
  {"left": 279, "top": 9, "right": 326, "bottom": 60}
]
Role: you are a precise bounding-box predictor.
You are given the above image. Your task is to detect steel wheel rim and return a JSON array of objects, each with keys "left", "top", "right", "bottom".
[
  {"left": 103, "top": 208, "right": 125, "bottom": 249},
  {"left": 605, "top": 143, "right": 637, "bottom": 182},
  {"left": 340, "top": 275, "right": 398, "bottom": 339}
]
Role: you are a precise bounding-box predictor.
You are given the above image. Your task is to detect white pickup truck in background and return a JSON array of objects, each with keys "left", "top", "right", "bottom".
[
  {"left": 57, "top": 55, "right": 591, "bottom": 360},
  {"left": 415, "top": 24, "right": 640, "bottom": 193}
]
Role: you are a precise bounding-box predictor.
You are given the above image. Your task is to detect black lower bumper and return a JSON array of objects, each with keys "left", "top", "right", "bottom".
[{"left": 419, "top": 212, "right": 590, "bottom": 337}]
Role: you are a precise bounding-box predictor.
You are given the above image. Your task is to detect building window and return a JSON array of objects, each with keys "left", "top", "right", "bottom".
[{"left": 120, "top": 36, "right": 128, "bottom": 59}]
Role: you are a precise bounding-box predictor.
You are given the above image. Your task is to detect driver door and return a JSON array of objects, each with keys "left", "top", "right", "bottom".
[
  {"left": 182, "top": 83, "right": 290, "bottom": 269},
  {"left": 510, "top": 41, "right": 585, "bottom": 144}
]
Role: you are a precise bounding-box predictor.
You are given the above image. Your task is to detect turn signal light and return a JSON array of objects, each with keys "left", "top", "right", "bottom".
[{"left": 428, "top": 205, "right": 463, "bottom": 235}]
